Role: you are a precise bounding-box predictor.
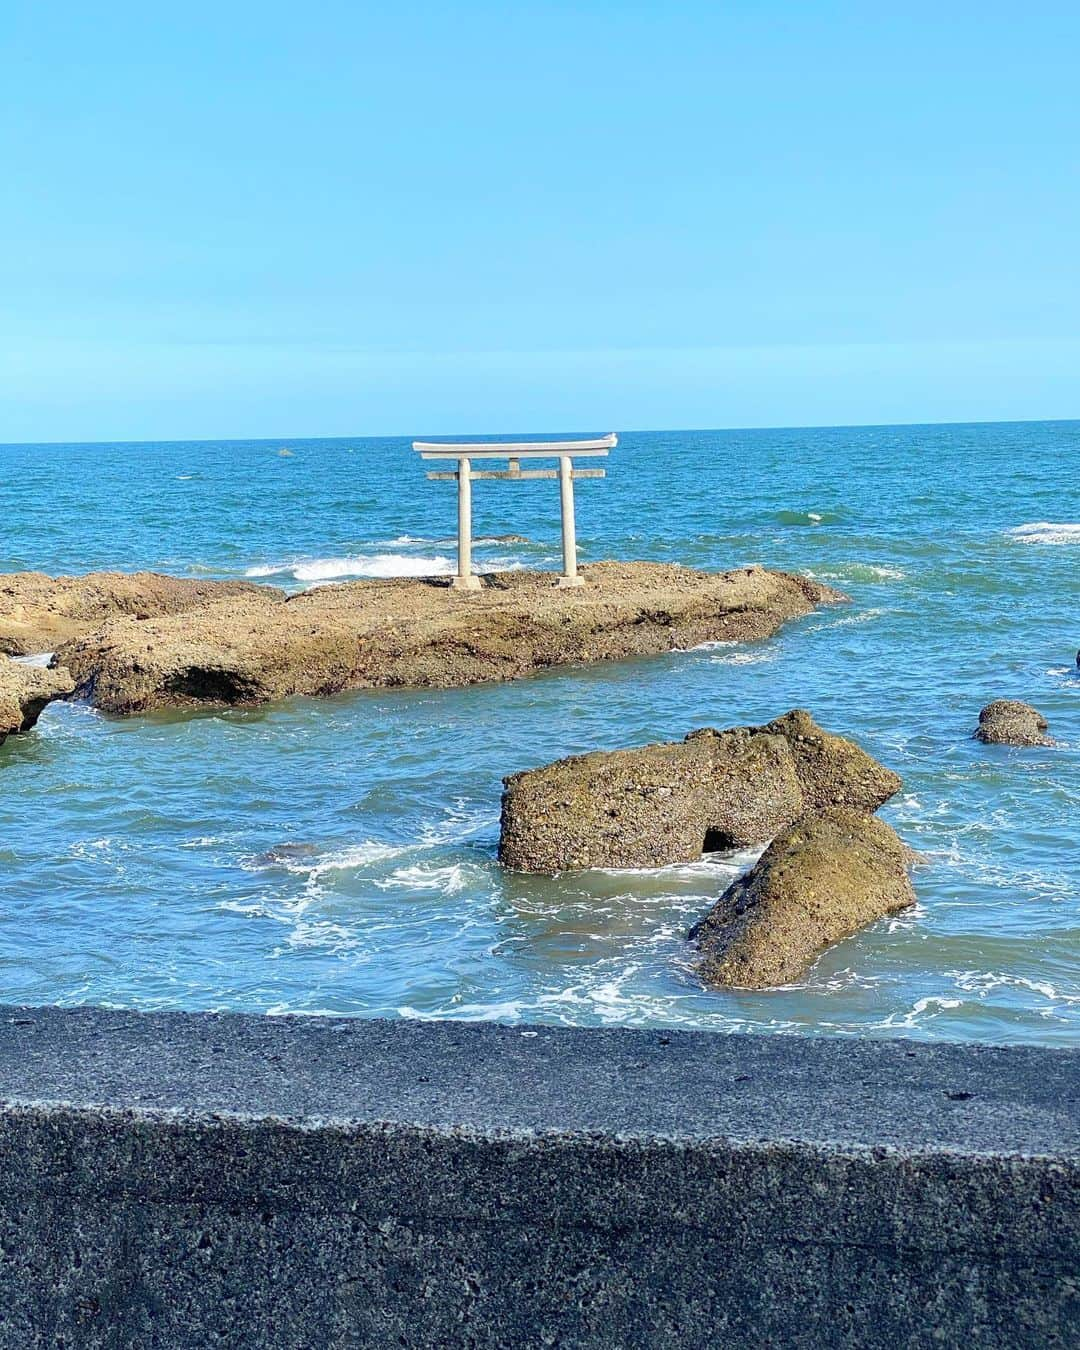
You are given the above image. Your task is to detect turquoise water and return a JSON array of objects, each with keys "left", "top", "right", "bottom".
[{"left": 1, "top": 422, "right": 1077, "bottom": 1044}]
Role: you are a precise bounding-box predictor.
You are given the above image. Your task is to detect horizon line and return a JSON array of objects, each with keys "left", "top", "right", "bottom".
[{"left": 2, "top": 412, "right": 1079, "bottom": 450}]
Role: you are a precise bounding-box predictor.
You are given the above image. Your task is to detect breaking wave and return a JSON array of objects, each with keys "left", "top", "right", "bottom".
[
  {"left": 246, "top": 554, "right": 457, "bottom": 582},
  {"left": 1005, "top": 522, "right": 1080, "bottom": 545},
  {"left": 775, "top": 508, "right": 845, "bottom": 526}
]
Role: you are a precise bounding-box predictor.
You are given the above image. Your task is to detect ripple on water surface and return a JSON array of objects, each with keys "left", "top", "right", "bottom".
[{"left": 0, "top": 422, "right": 1077, "bottom": 1044}]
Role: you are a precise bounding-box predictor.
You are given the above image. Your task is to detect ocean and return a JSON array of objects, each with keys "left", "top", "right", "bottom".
[{"left": 1, "top": 421, "right": 1077, "bottom": 1044}]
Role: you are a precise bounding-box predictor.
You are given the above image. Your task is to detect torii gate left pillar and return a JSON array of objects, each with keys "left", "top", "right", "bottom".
[{"left": 453, "top": 456, "right": 481, "bottom": 589}]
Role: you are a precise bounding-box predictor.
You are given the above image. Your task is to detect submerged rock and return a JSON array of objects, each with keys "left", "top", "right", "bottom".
[
  {"left": 0, "top": 571, "right": 276, "bottom": 657},
  {"left": 55, "top": 563, "right": 845, "bottom": 715},
  {"left": 0, "top": 659, "right": 75, "bottom": 744},
  {"left": 974, "top": 700, "right": 1054, "bottom": 747},
  {"left": 689, "top": 808, "right": 916, "bottom": 989},
  {"left": 498, "top": 710, "right": 899, "bottom": 873}
]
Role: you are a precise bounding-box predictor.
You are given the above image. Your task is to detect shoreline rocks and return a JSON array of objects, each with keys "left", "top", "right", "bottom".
[
  {"left": 498, "top": 709, "right": 900, "bottom": 873},
  {"left": 53, "top": 563, "right": 845, "bottom": 714},
  {"left": 0, "top": 659, "right": 75, "bottom": 745},
  {"left": 688, "top": 808, "right": 916, "bottom": 989},
  {"left": 974, "top": 700, "right": 1054, "bottom": 747},
  {"left": 0, "top": 571, "right": 275, "bottom": 657}
]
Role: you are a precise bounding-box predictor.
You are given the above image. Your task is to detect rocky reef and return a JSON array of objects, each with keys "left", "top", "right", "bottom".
[
  {"left": 498, "top": 709, "right": 899, "bottom": 873},
  {"left": 52, "top": 563, "right": 844, "bottom": 714},
  {"left": 688, "top": 808, "right": 916, "bottom": 989},
  {"left": 974, "top": 699, "right": 1054, "bottom": 747},
  {"left": 0, "top": 571, "right": 273, "bottom": 657},
  {"left": 0, "top": 659, "right": 75, "bottom": 744}
]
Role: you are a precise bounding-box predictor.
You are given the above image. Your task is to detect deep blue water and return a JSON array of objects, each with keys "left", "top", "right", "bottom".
[{"left": 1, "top": 422, "right": 1077, "bottom": 1043}]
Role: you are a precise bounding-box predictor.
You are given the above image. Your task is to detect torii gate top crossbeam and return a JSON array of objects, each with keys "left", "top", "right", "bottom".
[
  {"left": 414, "top": 434, "right": 616, "bottom": 460},
  {"left": 411, "top": 434, "right": 617, "bottom": 590}
]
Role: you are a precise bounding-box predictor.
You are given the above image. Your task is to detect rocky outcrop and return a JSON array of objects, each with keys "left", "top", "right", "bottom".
[
  {"left": 0, "top": 571, "right": 275, "bottom": 657},
  {"left": 55, "top": 563, "right": 845, "bottom": 715},
  {"left": 498, "top": 710, "right": 900, "bottom": 873},
  {"left": 974, "top": 700, "right": 1054, "bottom": 747},
  {"left": 0, "top": 659, "right": 75, "bottom": 744},
  {"left": 689, "top": 808, "right": 916, "bottom": 988}
]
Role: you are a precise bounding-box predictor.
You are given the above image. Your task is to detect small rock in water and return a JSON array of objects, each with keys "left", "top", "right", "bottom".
[
  {"left": 688, "top": 808, "right": 916, "bottom": 989},
  {"left": 974, "top": 700, "right": 1054, "bottom": 747},
  {"left": 255, "top": 842, "right": 320, "bottom": 866}
]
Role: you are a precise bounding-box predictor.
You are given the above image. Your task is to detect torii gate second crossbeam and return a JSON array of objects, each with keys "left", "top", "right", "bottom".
[{"left": 412, "top": 435, "right": 617, "bottom": 590}]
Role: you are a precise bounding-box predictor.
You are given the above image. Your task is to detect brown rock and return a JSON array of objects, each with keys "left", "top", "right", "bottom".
[
  {"left": 55, "top": 563, "right": 845, "bottom": 715},
  {"left": 498, "top": 710, "right": 899, "bottom": 873},
  {"left": 0, "top": 659, "right": 75, "bottom": 744},
  {"left": 689, "top": 808, "right": 916, "bottom": 989},
  {"left": 690, "top": 709, "right": 901, "bottom": 817},
  {"left": 901, "top": 843, "right": 932, "bottom": 868},
  {"left": 0, "top": 571, "right": 277, "bottom": 657},
  {"left": 974, "top": 700, "right": 1054, "bottom": 747}
]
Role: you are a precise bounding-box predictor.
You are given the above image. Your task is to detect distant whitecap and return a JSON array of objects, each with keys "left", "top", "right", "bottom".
[{"left": 1006, "top": 522, "right": 1080, "bottom": 545}]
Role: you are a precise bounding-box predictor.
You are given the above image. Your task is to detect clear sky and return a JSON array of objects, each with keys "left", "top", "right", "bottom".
[{"left": 3, "top": 2, "right": 1078, "bottom": 442}]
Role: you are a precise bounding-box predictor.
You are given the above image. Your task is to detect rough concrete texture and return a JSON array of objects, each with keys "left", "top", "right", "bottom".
[
  {"left": 0, "top": 1006, "right": 1075, "bottom": 1348},
  {"left": 499, "top": 708, "right": 900, "bottom": 872},
  {"left": 0, "top": 658, "right": 74, "bottom": 744},
  {"left": 54, "top": 562, "right": 844, "bottom": 714},
  {"left": 975, "top": 699, "right": 1055, "bottom": 747},
  {"left": 690, "top": 807, "right": 917, "bottom": 988},
  {"left": 0, "top": 570, "right": 275, "bottom": 656}
]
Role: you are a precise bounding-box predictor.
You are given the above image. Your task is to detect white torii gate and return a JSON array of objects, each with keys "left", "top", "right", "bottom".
[{"left": 412, "top": 434, "right": 617, "bottom": 590}]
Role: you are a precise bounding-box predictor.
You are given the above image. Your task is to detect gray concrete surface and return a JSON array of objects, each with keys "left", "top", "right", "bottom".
[{"left": 0, "top": 1005, "right": 1075, "bottom": 1347}]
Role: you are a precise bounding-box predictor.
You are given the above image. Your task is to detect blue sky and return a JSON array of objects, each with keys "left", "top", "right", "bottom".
[{"left": 3, "top": 2, "right": 1078, "bottom": 441}]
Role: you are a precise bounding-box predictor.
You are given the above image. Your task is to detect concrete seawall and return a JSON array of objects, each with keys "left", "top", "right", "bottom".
[{"left": 0, "top": 1006, "right": 1075, "bottom": 1347}]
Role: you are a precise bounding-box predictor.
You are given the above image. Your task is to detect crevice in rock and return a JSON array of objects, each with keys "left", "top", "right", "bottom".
[
  {"left": 702, "top": 827, "right": 738, "bottom": 855},
  {"left": 164, "top": 667, "right": 259, "bottom": 705}
]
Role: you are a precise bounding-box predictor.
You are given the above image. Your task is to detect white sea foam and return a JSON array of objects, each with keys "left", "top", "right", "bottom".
[
  {"left": 708, "top": 649, "right": 774, "bottom": 665},
  {"left": 1005, "top": 522, "right": 1080, "bottom": 545},
  {"left": 810, "top": 607, "right": 887, "bottom": 630},
  {"left": 685, "top": 639, "right": 737, "bottom": 652},
  {"left": 12, "top": 652, "right": 55, "bottom": 668},
  {"left": 806, "top": 564, "right": 907, "bottom": 582},
  {"left": 878, "top": 996, "right": 964, "bottom": 1030},
  {"left": 595, "top": 845, "right": 761, "bottom": 881},
  {"left": 246, "top": 553, "right": 457, "bottom": 582},
  {"left": 857, "top": 565, "right": 905, "bottom": 580},
  {"left": 245, "top": 548, "right": 532, "bottom": 583},
  {"left": 418, "top": 801, "right": 499, "bottom": 845},
  {"left": 376, "top": 862, "right": 474, "bottom": 895},
  {"left": 949, "top": 970, "right": 1080, "bottom": 1006},
  {"left": 246, "top": 840, "right": 409, "bottom": 877}
]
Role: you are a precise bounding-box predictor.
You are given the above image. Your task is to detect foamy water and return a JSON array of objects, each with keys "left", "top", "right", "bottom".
[
  {"left": 247, "top": 553, "right": 457, "bottom": 582},
  {"left": 1005, "top": 521, "right": 1080, "bottom": 545},
  {"left": 244, "top": 535, "right": 536, "bottom": 584},
  {"left": 1, "top": 422, "right": 1077, "bottom": 1043}
]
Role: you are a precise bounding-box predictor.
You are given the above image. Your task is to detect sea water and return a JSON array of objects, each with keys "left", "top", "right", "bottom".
[{"left": 1, "top": 422, "right": 1077, "bottom": 1044}]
